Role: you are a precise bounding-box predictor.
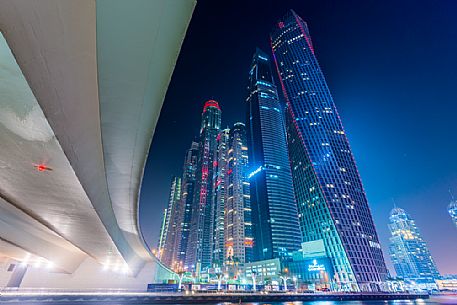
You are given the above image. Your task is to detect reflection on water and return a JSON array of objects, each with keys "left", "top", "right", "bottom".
[
  {"left": 14, "top": 296, "right": 457, "bottom": 305},
  {"left": 206, "top": 299, "right": 456, "bottom": 305}
]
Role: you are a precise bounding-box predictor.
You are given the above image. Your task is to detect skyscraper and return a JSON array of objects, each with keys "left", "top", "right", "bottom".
[
  {"left": 449, "top": 200, "right": 457, "bottom": 229},
  {"left": 161, "top": 176, "right": 182, "bottom": 268},
  {"left": 157, "top": 208, "right": 168, "bottom": 260},
  {"left": 389, "top": 207, "right": 440, "bottom": 282},
  {"left": 246, "top": 48, "right": 302, "bottom": 261},
  {"left": 225, "top": 123, "right": 252, "bottom": 265},
  {"left": 270, "top": 10, "right": 388, "bottom": 290},
  {"left": 213, "top": 129, "right": 230, "bottom": 267},
  {"left": 187, "top": 100, "right": 221, "bottom": 272},
  {"left": 179, "top": 141, "right": 199, "bottom": 270}
]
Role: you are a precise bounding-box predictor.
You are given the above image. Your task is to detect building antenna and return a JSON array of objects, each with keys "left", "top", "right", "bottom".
[
  {"left": 449, "top": 189, "right": 455, "bottom": 201},
  {"left": 391, "top": 198, "right": 397, "bottom": 209}
]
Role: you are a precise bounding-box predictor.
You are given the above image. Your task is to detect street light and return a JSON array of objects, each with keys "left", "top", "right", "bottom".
[
  {"left": 279, "top": 268, "right": 289, "bottom": 292},
  {"left": 224, "top": 273, "right": 229, "bottom": 292},
  {"left": 176, "top": 262, "right": 185, "bottom": 292},
  {"left": 251, "top": 271, "right": 257, "bottom": 292},
  {"left": 216, "top": 272, "right": 223, "bottom": 291}
]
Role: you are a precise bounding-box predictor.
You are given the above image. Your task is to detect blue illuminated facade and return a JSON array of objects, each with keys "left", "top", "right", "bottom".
[
  {"left": 246, "top": 48, "right": 302, "bottom": 261},
  {"left": 389, "top": 207, "right": 440, "bottom": 282},
  {"left": 270, "top": 10, "right": 388, "bottom": 291}
]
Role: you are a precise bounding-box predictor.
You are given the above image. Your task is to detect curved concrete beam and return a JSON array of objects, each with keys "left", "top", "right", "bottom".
[{"left": 0, "top": 0, "right": 195, "bottom": 280}]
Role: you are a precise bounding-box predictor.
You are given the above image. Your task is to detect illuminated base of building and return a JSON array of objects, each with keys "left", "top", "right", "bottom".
[{"left": 243, "top": 241, "right": 389, "bottom": 292}]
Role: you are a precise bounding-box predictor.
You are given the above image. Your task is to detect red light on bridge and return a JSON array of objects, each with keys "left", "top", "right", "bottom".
[{"left": 34, "top": 163, "right": 52, "bottom": 172}]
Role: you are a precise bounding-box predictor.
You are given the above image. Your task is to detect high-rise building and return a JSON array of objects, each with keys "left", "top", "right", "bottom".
[
  {"left": 156, "top": 176, "right": 181, "bottom": 264},
  {"left": 449, "top": 200, "right": 457, "bottom": 229},
  {"left": 157, "top": 208, "right": 168, "bottom": 260},
  {"left": 187, "top": 100, "right": 221, "bottom": 272},
  {"left": 178, "top": 141, "right": 199, "bottom": 270},
  {"left": 161, "top": 176, "right": 182, "bottom": 268},
  {"left": 389, "top": 207, "right": 440, "bottom": 282},
  {"left": 246, "top": 48, "right": 302, "bottom": 261},
  {"left": 225, "top": 123, "right": 253, "bottom": 266},
  {"left": 213, "top": 129, "right": 230, "bottom": 267},
  {"left": 270, "top": 10, "right": 388, "bottom": 290}
]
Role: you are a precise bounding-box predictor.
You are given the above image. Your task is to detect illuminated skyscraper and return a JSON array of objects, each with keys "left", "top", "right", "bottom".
[
  {"left": 225, "top": 123, "right": 253, "bottom": 265},
  {"left": 389, "top": 207, "right": 440, "bottom": 282},
  {"left": 449, "top": 200, "right": 457, "bottom": 229},
  {"left": 187, "top": 100, "right": 221, "bottom": 272},
  {"left": 246, "top": 48, "right": 302, "bottom": 261},
  {"left": 213, "top": 129, "right": 230, "bottom": 266},
  {"left": 271, "top": 10, "right": 388, "bottom": 290},
  {"left": 157, "top": 208, "right": 168, "bottom": 260},
  {"left": 179, "top": 141, "right": 199, "bottom": 269},
  {"left": 161, "top": 176, "right": 182, "bottom": 268}
]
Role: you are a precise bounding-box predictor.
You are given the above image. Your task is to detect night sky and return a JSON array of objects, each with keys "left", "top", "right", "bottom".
[{"left": 139, "top": 0, "right": 457, "bottom": 275}]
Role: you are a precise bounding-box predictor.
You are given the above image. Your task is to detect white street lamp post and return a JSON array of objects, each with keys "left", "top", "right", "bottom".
[
  {"left": 280, "top": 276, "right": 288, "bottom": 291},
  {"left": 252, "top": 271, "right": 257, "bottom": 292}
]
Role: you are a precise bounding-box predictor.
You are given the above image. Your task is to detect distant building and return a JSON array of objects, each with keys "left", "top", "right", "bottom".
[
  {"left": 187, "top": 100, "right": 221, "bottom": 272},
  {"left": 178, "top": 141, "right": 199, "bottom": 270},
  {"left": 270, "top": 10, "right": 388, "bottom": 291},
  {"left": 246, "top": 48, "right": 302, "bottom": 261},
  {"left": 157, "top": 208, "right": 168, "bottom": 260},
  {"left": 449, "top": 200, "right": 457, "bottom": 229},
  {"left": 388, "top": 207, "right": 440, "bottom": 283},
  {"left": 161, "top": 177, "right": 182, "bottom": 268},
  {"left": 213, "top": 129, "right": 230, "bottom": 267},
  {"left": 225, "top": 123, "right": 253, "bottom": 267}
]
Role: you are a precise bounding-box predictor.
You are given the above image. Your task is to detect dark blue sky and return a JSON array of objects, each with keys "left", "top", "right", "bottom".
[{"left": 139, "top": 0, "right": 457, "bottom": 275}]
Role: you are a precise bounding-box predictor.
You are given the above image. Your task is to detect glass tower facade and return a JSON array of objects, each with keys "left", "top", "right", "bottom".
[
  {"left": 270, "top": 10, "right": 388, "bottom": 291},
  {"left": 161, "top": 176, "right": 182, "bottom": 268},
  {"left": 180, "top": 141, "right": 199, "bottom": 270},
  {"left": 246, "top": 48, "right": 302, "bottom": 261},
  {"left": 449, "top": 200, "right": 457, "bottom": 229},
  {"left": 389, "top": 207, "right": 440, "bottom": 282},
  {"left": 187, "top": 100, "right": 221, "bottom": 272},
  {"left": 213, "top": 129, "right": 230, "bottom": 267},
  {"left": 157, "top": 208, "right": 168, "bottom": 260},
  {"left": 225, "top": 123, "right": 253, "bottom": 265}
]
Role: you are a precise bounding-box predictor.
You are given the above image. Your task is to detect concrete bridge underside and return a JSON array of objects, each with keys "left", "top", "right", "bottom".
[{"left": 0, "top": 0, "right": 195, "bottom": 288}]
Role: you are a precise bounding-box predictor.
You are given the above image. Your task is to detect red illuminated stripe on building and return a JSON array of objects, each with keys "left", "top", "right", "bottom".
[{"left": 203, "top": 100, "right": 220, "bottom": 112}]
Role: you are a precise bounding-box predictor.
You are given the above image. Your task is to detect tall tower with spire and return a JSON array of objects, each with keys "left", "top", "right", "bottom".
[
  {"left": 187, "top": 100, "right": 221, "bottom": 272},
  {"left": 246, "top": 48, "right": 302, "bottom": 261}
]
